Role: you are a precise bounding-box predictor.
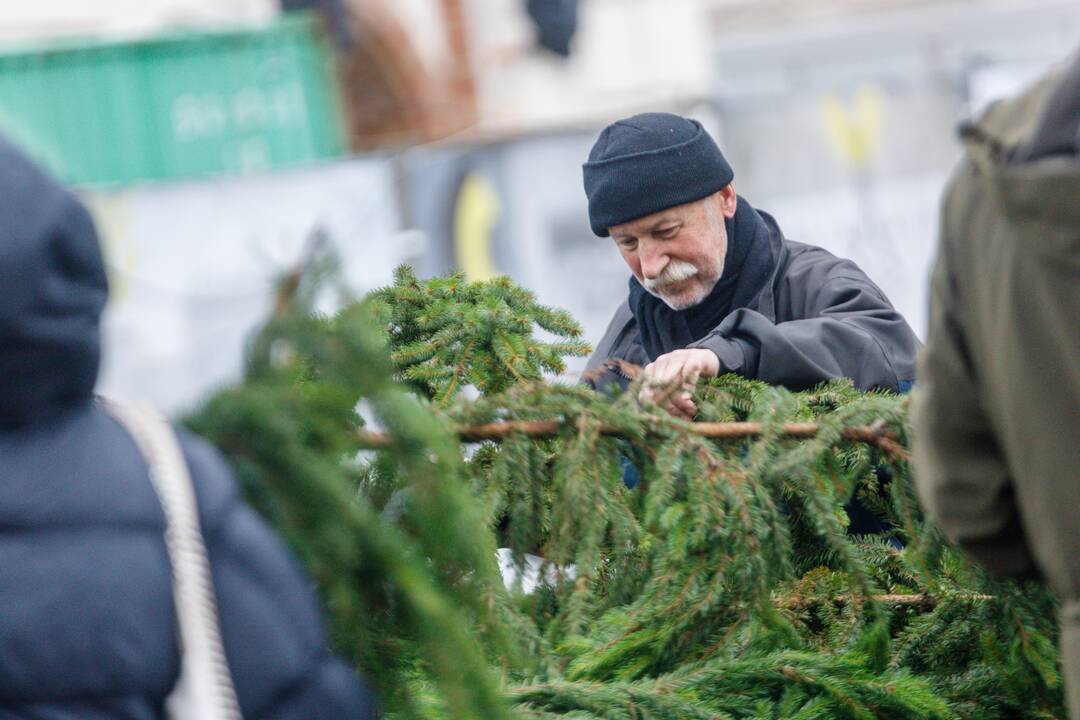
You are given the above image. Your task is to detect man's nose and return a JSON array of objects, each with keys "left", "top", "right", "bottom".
[{"left": 639, "top": 242, "right": 668, "bottom": 280}]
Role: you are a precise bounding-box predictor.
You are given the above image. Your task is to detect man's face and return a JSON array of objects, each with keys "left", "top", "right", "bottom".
[{"left": 609, "top": 187, "right": 738, "bottom": 310}]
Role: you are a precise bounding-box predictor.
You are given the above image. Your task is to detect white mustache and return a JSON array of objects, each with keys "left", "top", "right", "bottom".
[{"left": 642, "top": 261, "right": 699, "bottom": 293}]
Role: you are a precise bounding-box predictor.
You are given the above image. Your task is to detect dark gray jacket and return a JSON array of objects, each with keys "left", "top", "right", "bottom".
[
  {"left": 585, "top": 209, "right": 919, "bottom": 392},
  {"left": 0, "top": 135, "right": 377, "bottom": 719}
]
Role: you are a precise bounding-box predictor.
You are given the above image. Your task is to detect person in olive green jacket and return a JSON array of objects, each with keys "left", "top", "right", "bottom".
[{"left": 912, "top": 52, "right": 1080, "bottom": 717}]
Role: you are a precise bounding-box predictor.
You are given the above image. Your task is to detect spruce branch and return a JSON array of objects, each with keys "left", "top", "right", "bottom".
[{"left": 371, "top": 266, "right": 591, "bottom": 402}]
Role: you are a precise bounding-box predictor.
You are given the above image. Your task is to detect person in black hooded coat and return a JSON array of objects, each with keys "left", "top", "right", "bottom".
[{"left": 0, "top": 136, "right": 378, "bottom": 719}]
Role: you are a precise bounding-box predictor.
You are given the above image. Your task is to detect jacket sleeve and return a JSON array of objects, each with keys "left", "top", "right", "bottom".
[
  {"left": 910, "top": 168, "right": 1038, "bottom": 579},
  {"left": 688, "top": 273, "right": 918, "bottom": 392},
  {"left": 177, "top": 431, "right": 379, "bottom": 720}
]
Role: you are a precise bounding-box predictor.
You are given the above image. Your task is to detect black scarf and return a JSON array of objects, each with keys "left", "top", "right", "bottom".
[{"left": 628, "top": 196, "right": 774, "bottom": 361}]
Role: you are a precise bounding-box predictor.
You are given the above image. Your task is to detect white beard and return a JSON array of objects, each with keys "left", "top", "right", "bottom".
[
  {"left": 642, "top": 259, "right": 723, "bottom": 310},
  {"left": 642, "top": 260, "right": 698, "bottom": 294}
]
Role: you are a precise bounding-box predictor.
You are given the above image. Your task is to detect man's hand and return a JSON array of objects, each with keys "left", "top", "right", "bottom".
[{"left": 639, "top": 349, "right": 720, "bottom": 419}]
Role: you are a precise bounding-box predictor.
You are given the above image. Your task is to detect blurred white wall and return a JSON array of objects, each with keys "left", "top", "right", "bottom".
[
  {"left": 0, "top": 0, "right": 278, "bottom": 42},
  {"left": 464, "top": 0, "right": 714, "bottom": 131},
  {"left": 87, "top": 157, "right": 410, "bottom": 413}
]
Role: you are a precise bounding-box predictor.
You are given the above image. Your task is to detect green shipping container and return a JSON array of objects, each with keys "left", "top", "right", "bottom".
[{"left": 0, "top": 13, "right": 346, "bottom": 186}]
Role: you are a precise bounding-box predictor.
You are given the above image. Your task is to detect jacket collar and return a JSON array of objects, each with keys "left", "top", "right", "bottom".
[{"left": 739, "top": 208, "right": 786, "bottom": 323}]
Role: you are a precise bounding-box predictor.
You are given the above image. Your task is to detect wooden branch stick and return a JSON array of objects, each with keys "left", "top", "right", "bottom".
[
  {"left": 356, "top": 418, "right": 910, "bottom": 459},
  {"left": 783, "top": 592, "right": 994, "bottom": 612}
]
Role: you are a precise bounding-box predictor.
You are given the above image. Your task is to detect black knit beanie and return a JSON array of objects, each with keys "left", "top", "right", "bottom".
[{"left": 582, "top": 113, "right": 734, "bottom": 237}]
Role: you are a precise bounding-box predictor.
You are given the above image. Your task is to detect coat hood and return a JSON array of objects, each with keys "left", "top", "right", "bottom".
[
  {"left": 0, "top": 136, "right": 108, "bottom": 428},
  {"left": 961, "top": 54, "right": 1080, "bottom": 229},
  {"left": 1013, "top": 52, "right": 1080, "bottom": 162}
]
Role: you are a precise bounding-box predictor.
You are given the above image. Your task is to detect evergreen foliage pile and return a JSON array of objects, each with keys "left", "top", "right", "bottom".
[
  {"left": 185, "top": 265, "right": 1065, "bottom": 719},
  {"left": 372, "top": 266, "right": 590, "bottom": 404}
]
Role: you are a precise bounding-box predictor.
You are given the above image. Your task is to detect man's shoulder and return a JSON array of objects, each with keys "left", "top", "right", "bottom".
[
  {"left": 590, "top": 299, "right": 635, "bottom": 352},
  {"left": 607, "top": 298, "right": 634, "bottom": 328},
  {"left": 773, "top": 237, "right": 894, "bottom": 310},
  {"left": 779, "top": 238, "right": 867, "bottom": 283},
  {"left": 585, "top": 299, "right": 643, "bottom": 374}
]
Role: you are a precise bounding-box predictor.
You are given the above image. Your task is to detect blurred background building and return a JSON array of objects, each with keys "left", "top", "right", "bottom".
[{"left": 1, "top": 0, "right": 1077, "bottom": 411}]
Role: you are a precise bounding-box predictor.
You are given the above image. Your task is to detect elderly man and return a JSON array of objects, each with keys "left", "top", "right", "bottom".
[{"left": 582, "top": 112, "right": 919, "bottom": 416}]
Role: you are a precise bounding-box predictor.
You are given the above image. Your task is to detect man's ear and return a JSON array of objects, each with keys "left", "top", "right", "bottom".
[{"left": 717, "top": 184, "right": 738, "bottom": 219}]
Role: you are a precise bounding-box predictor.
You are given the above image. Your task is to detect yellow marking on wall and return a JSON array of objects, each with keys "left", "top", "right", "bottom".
[
  {"left": 84, "top": 193, "right": 136, "bottom": 303},
  {"left": 821, "top": 86, "right": 883, "bottom": 169},
  {"left": 453, "top": 172, "right": 501, "bottom": 282}
]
